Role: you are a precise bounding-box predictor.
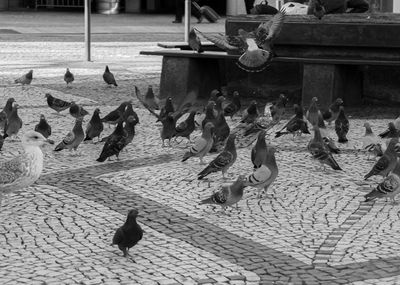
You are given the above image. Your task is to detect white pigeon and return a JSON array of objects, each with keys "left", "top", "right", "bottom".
[{"left": 0, "top": 131, "right": 52, "bottom": 208}]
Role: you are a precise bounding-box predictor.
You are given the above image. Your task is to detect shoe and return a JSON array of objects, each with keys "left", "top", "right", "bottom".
[{"left": 172, "top": 20, "right": 182, "bottom": 23}]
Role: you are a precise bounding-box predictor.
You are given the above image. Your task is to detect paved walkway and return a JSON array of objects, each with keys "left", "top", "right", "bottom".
[{"left": 0, "top": 13, "right": 400, "bottom": 285}]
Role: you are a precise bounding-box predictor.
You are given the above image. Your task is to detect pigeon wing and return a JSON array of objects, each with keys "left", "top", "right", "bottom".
[{"left": 0, "top": 155, "right": 26, "bottom": 185}]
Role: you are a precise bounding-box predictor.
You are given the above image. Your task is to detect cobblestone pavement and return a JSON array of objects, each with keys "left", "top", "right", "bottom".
[{"left": 0, "top": 40, "right": 400, "bottom": 285}]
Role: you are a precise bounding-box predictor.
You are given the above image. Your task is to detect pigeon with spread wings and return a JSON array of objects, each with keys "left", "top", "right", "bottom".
[{"left": 195, "top": 10, "right": 285, "bottom": 72}]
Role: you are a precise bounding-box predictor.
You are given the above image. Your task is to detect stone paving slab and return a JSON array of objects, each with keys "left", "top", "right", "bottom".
[{"left": 0, "top": 41, "right": 400, "bottom": 284}]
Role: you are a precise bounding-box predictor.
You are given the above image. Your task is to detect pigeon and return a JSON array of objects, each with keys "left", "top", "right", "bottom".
[
  {"left": 241, "top": 100, "right": 259, "bottom": 124},
  {"left": 14, "top": 70, "right": 33, "bottom": 85},
  {"left": 379, "top": 122, "right": 400, "bottom": 139},
  {"left": 5, "top": 104, "right": 23, "bottom": 139},
  {"left": 175, "top": 111, "right": 196, "bottom": 143},
  {"left": 144, "top": 85, "right": 159, "bottom": 110},
  {"left": 182, "top": 122, "right": 214, "bottom": 164},
  {"left": 214, "top": 96, "right": 225, "bottom": 118},
  {"left": 211, "top": 111, "right": 230, "bottom": 152},
  {"left": 0, "top": 131, "right": 52, "bottom": 208},
  {"left": 335, "top": 106, "right": 349, "bottom": 143},
  {"left": 111, "top": 209, "right": 143, "bottom": 258},
  {"left": 362, "top": 122, "right": 382, "bottom": 159},
  {"left": 122, "top": 102, "right": 139, "bottom": 124},
  {"left": 251, "top": 130, "right": 267, "bottom": 169},
  {"left": 308, "top": 0, "right": 326, "bottom": 19},
  {"left": 103, "top": 65, "right": 118, "bottom": 87},
  {"left": 122, "top": 115, "right": 139, "bottom": 147},
  {"left": 54, "top": 117, "right": 85, "bottom": 153},
  {"left": 270, "top": 94, "right": 288, "bottom": 122},
  {"left": 158, "top": 97, "right": 175, "bottom": 122},
  {"left": 364, "top": 138, "right": 399, "bottom": 180},
  {"left": 275, "top": 104, "right": 310, "bottom": 138},
  {"left": 160, "top": 114, "right": 177, "bottom": 147},
  {"left": 194, "top": 10, "right": 285, "bottom": 72},
  {"left": 0, "top": 111, "right": 7, "bottom": 133},
  {"left": 45, "top": 93, "right": 72, "bottom": 115},
  {"left": 209, "top": 89, "right": 223, "bottom": 102},
  {"left": 323, "top": 98, "right": 343, "bottom": 125},
  {"left": 2, "top": 98, "right": 15, "bottom": 119},
  {"left": 84, "top": 108, "right": 104, "bottom": 142},
  {"left": 306, "top": 97, "right": 321, "bottom": 128},
  {"left": 69, "top": 102, "right": 89, "bottom": 119},
  {"left": 307, "top": 126, "right": 342, "bottom": 171},
  {"left": 223, "top": 91, "right": 241, "bottom": 119},
  {"left": 96, "top": 120, "right": 127, "bottom": 162},
  {"left": 245, "top": 145, "right": 279, "bottom": 198},
  {"left": 198, "top": 134, "right": 237, "bottom": 179},
  {"left": 34, "top": 114, "right": 53, "bottom": 143},
  {"left": 0, "top": 135, "right": 4, "bottom": 152},
  {"left": 101, "top": 102, "right": 129, "bottom": 126},
  {"left": 316, "top": 114, "right": 340, "bottom": 154},
  {"left": 199, "top": 175, "right": 247, "bottom": 210},
  {"left": 64, "top": 68, "right": 74, "bottom": 85},
  {"left": 202, "top": 101, "right": 217, "bottom": 129},
  {"left": 188, "top": 28, "right": 203, "bottom": 53},
  {"left": 365, "top": 159, "right": 400, "bottom": 203}
]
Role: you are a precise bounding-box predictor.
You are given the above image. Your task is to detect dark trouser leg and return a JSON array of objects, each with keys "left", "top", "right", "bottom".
[
  {"left": 244, "top": 0, "right": 255, "bottom": 14},
  {"left": 175, "top": 0, "right": 184, "bottom": 22},
  {"left": 346, "top": 0, "right": 369, "bottom": 13}
]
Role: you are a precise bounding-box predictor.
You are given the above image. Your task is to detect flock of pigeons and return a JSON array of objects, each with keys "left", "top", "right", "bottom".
[{"left": 1, "top": 64, "right": 399, "bottom": 258}]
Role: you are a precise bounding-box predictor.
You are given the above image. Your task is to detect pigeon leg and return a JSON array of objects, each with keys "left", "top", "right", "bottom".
[{"left": 122, "top": 248, "right": 128, "bottom": 257}]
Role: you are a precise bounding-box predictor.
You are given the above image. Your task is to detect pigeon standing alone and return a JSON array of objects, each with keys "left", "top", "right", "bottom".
[
  {"left": 199, "top": 175, "right": 247, "bottom": 211},
  {"left": 306, "top": 97, "right": 321, "bottom": 128},
  {"left": 323, "top": 98, "right": 343, "bottom": 125},
  {"left": 111, "top": 209, "right": 143, "bottom": 258},
  {"left": 251, "top": 130, "right": 268, "bottom": 169},
  {"left": 96, "top": 119, "right": 127, "bottom": 162},
  {"left": 335, "top": 106, "right": 349, "bottom": 143},
  {"left": 64, "top": 68, "right": 74, "bottom": 85},
  {"left": 103, "top": 65, "right": 118, "bottom": 87},
  {"left": 2, "top": 97, "right": 15, "bottom": 119},
  {"left": 14, "top": 70, "right": 33, "bottom": 85},
  {"left": 34, "top": 114, "right": 53, "bottom": 143},
  {"left": 198, "top": 134, "right": 237, "bottom": 180},
  {"left": 84, "top": 108, "right": 104, "bottom": 142},
  {"left": 5, "top": 104, "right": 23, "bottom": 140},
  {"left": 0, "top": 131, "right": 52, "bottom": 208},
  {"left": 45, "top": 93, "right": 72, "bottom": 115},
  {"left": 54, "top": 117, "right": 85, "bottom": 154},
  {"left": 144, "top": 85, "right": 159, "bottom": 110},
  {"left": 362, "top": 122, "right": 383, "bottom": 159},
  {"left": 182, "top": 122, "right": 214, "bottom": 164}
]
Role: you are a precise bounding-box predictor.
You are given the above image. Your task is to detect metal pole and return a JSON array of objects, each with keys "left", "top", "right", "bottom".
[
  {"left": 84, "top": 0, "right": 91, "bottom": 61},
  {"left": 184, "top": 0, "right": 191, "bottom": 43}
]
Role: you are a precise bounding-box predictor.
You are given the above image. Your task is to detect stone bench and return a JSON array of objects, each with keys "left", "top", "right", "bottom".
[{"left": 140, "top": 13, "right": 400, "bottom": 108}]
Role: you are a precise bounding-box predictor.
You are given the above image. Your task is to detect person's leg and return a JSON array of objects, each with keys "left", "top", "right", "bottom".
[
  {"left": 244, "top": 0, "right": 255, "bottom": 14},
  {"left": 346, "top": 0, "right": 369, "bottom": 13},
  {"left": 174, "top": 0, "right": 184, "bottom": 23}
]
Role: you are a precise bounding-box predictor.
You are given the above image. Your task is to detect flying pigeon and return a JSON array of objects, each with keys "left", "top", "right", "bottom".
[
  {"left": 307, "top": 126, "right": 342, "bottom": 171},
  {"left": 64, "top": 68, "right": 74, "bottom": 85},
  {"left": 198, "top": 134, "right": 237, "bottom": 179},
  {"left": 364, "top": 138, "right": 399, "bottom": 180},
  {"left": 199, "top": 175, "right": 247, "bottom": 210},
  {"left": 111, "top": 209, "right": 143, "bottom": 258},
  {"left": 5, "top": 103, "right": 23, "bottom": 139},
  {"left": 306, "top": 97, "right": 321, "bottom": 128},
  {"left": 45, "top": 93, "right": 72, "bottom": 115},
  {"left": 0, "top": 131, "right": 52, "bottom": 208},
  {"left": 223, "top": 91, "right": 241, "bottom": 119},
  {"left": 34, "top": 114, "right": 53, "bottom": 144},
  {"left": 84, "top": 108, "right": 104, "bottom": 142},
  {"left": 103, "top": 65, "right": 118, "bottom": 87},
  {"left": 96, "top": 120, "right": 127, "bottom": 162},
  {"left": 245, "top": 145, "right": 279, "bottom": 198},
  {"left": 188, "top": 28, "right": 204, "bottom": 53},
  {"left": 54, "top": 117, "right": 85, "bottom": 154},
  {"left": 14, "top": 70, "right": 33, "bottom": 85},
  {"left": 335, "top": 106, "right": 349, "bottom": 143},
  {"left": 251, "top": 130, "right": 268, "bottom": 169},
  {"left": 182, "top": 122, "right": 214, "bottom": 164},
  {"left": 195, "top": 10, "right": 285, "bottom": 72},
  {"left": 323, "top": 98, "right": 343, "bottom": 125},
  {"left": 69, "top": 102, "right": 89, "bottom": 119},
  {"left": 101, "top": 102, "right": 129, "bottom": 126},
  {"left": 174, "top": 111, "right": 196, "bottom": 143},
  {"left": 365, "top": 159, "right": 400, "bottom": 203}
]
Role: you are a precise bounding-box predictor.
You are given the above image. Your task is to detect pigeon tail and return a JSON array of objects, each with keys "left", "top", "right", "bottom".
[
  {"left": 275, "top": 131, "right": 288, "bottom": 138},
  {"left": 237, "top": 49, "right": 271, "bottom": 73},
  {"left": 96, "top": 155, "right": 107, "bottom": 162},
  {"left": 338, "top": 137, "right": 348, "bottom": 143},
  {"left": 84, "top": 135, "right": 92, "bottom": 141},
  {"left": 198, "top": 166, "right": 212, "bottom": 180},
  {"left": 364, "top": 189, "right": 383, "bottom": 202},
  {"left": 54, "top": 142, "right": 65, "bottom": 151},
  {"left": 181, "top": 151, "right": 192, "bottom": 162},
  {"left": 199, "top": 197, "right": 213, "bottom": 205}
]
